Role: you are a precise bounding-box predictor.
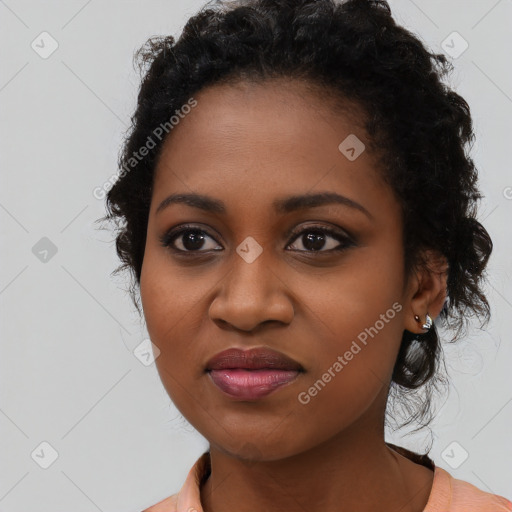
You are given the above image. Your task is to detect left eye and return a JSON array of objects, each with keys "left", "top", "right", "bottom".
[{"left": 287, "top": 227, "right": 353, "bottom": 252}]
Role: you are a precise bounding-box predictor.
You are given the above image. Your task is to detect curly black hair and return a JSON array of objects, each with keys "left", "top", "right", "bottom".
[{"left": 98, "top": 0, "right": 493, "bottom": 435}]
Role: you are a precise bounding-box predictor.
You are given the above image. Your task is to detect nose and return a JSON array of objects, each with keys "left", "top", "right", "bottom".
[{"left": 208, "top": 251, "right": 295, "bottom": 332}]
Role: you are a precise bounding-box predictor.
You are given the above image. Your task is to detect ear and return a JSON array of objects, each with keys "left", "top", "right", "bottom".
[{"left": 404, "top": 249, "right": 448, "bottom": 334}]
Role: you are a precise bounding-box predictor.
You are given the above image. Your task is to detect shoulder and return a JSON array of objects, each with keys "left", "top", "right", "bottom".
[
  {"left": 442, "top": 467, "right": 512, "bottom": 511},
  {"left": 141, "top": 492, "right": 178, "bottom": 512},
  {"left": 142, "top": 493, "right": 178, "bottom": 512},
  {"left": 140, "top": 451, "right": 210, "bottom": 512}
]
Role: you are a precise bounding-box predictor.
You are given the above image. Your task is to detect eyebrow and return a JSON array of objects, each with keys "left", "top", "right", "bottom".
[{"left": 156, "top": 191, "right": 373, "bottom": 219}]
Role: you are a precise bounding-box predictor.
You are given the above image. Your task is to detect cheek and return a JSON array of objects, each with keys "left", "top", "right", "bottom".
[
  {"left": 297, "top": 306, "right": 404, "bottom": 409},
  {"left": 139, "top": 249, "right": 215, "bottom": 404},
  {"left": 298, "top": 242, "right": 405, "bottom": 344},
  {"left": 140, "top": 247, "right": 208, "bottom": 339},
  {"left": 311, "top": 279, "right": 404, "bottom": 365},
  {"left": 293, "top": 246, "right": 405, "bottom": 403}
]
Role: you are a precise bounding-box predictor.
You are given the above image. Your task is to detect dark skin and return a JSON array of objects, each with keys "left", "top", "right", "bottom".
[{"left": 140, "top": 78, "right": 448, "bottom": 512}]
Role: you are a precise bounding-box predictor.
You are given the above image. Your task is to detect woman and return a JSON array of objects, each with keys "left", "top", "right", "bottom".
[{"left": 101, "top": 0, "right": 512, "bottom": 510}]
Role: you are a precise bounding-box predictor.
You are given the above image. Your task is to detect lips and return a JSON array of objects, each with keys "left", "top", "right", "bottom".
[
  {"left": 205, "top": 347, "right": 304, "bottom": 400},
  {"left": 205, "top": 347, "right": 304, "bottom": 372}
]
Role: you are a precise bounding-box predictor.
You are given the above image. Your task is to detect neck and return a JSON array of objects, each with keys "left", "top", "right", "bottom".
[{"left": 200, "top": 413, "right": 434, "bottom": 512}]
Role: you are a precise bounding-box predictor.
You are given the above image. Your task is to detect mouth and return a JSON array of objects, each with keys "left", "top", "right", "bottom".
[{"left": 205, "top": 347, "right": 304, "bottom": 400}]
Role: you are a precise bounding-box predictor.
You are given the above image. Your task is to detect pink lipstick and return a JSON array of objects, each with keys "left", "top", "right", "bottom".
[{"left": 205, "top": 347, "right": 303, "bottom": 400}]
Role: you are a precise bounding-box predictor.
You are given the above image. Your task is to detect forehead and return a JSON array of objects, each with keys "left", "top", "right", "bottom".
[
  {"left": 157, "top": 77, "right": 366, "bottom": 156},
  {"left": 151, "top": 78, "right": 392, "bottom": 218}
]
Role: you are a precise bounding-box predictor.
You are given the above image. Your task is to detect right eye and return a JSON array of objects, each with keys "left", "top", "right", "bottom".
[{"left": 159, "top": 225, "right": 223, "bottom": 253}]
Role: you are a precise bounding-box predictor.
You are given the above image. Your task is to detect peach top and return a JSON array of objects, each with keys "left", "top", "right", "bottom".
[{"left": 142, "top": 449, "right": 512, "bottom": 512}]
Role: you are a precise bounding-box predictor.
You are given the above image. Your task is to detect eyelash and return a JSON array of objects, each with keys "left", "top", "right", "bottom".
[{"left": 159, "top": 223, "right": 355, "bottom": 255}]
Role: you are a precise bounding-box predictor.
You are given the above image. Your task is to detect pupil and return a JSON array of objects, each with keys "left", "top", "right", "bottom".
[
  {"left": 303, "top": 231, "right": 325, "bottom": 251},
  {"left": 183, "top": 230, "right": 205, "bottom": 250}
]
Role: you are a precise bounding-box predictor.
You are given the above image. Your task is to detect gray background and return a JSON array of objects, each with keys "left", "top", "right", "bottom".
[{"left": 1, "top": 0, "right": 511, "bottom": 511}]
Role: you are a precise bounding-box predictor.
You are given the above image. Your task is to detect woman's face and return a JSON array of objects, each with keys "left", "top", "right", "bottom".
[{"left": 140, "top": 79, "right": 424, "bottom": 460}]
